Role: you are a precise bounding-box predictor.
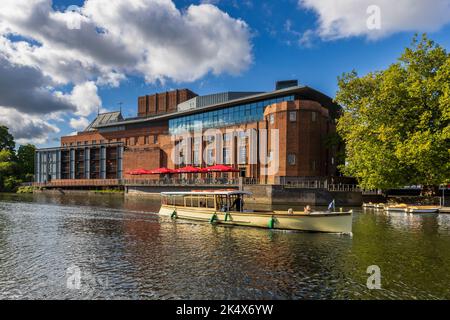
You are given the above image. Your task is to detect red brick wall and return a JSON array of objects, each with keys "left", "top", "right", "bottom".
[{"left": 137, "top": 89, "right": 198, "bottom": 117}]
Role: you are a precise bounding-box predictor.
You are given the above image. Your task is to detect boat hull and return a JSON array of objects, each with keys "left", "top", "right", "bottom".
[
  {"left": 385, "top": 206, "right": 408, "bottom": 213},
  {"left": 408, "top": 207, "right": 440, "bottom": 214},
  {"left": 159, "top": 205, "right": 353, "bottom": 234}
]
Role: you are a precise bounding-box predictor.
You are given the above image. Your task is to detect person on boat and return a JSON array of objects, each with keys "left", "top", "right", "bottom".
[
  {"left": 231, "top": 196, "right": 243, "bottom": 212},
  {"left": 304, "top": 205, "right": 312, "bottom": 214}
]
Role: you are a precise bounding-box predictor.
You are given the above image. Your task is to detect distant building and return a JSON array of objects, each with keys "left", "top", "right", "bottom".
[{"left": 35, "top": 81, "right": 342, "bottom": 185}]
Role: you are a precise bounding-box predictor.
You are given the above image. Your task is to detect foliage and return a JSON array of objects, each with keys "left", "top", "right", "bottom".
[
  {"left": 0, "top": 127, "right": 37, "bottom": 192},
  {"left": 17, "top": 144, "right": 36, "bottom": 180},
  {"left": 3, "top": 176, "right": 22, "bottom": 193},
  {"left": 335, "top": 34, "right": 450, "bottom": 191},
  {"left": 17, "top": 186, "right": 35, "bottom": 194},
  {"left": 0, "top": 126, "right": 15, "bottom": 152}
]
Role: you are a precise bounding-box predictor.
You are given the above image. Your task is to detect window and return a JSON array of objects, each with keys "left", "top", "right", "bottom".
[
  {"left": 223, "top": 148, "right": 231, "bottom": 164},
  {"left": 207, "top": 149, "right": 214, "bottom": 165},
  {"left": 154, "top": 135, "right": 158, "bottom": 144},
  {"left": 288, "top": 154, "right": 296, "bottom": 166},
  {"left": 269, "top": 114, "right": 275, "bottom": 125},
  {"left": 92, "top": 140, "right": 97, "bottom": 145},
  {"left": 312, "top": 111, "right": 317, "bottom": 122},
  {"left": 311, "top": 160, "right": 316, "bottom": 171},
  {"left": 193, "top": 151, "right": 200, "bottom": 165},
  {"left": 144, "top": 136, "right": 149, "bottom": 145},
  {"left": 239, "top": 146, "right": 247, "bottom": 164},
  {"left": 289, "top": 111, "right": 297, "bottom": 122}
]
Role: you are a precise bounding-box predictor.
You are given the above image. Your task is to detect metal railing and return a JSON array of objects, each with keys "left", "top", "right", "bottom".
[{"left": 32, "top": 178, "right": 378, "bottom": 193}]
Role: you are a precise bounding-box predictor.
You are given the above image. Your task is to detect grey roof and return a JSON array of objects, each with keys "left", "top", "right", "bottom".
[
  {"left": 94, "top": 86, "right": 339, "bottom": 129},
  {"left": 85, "top": 111, "right": 124, "bottom": 131}
]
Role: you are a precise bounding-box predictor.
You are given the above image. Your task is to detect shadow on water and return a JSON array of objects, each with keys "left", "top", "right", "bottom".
[{"left": 0, "top": 193, "right": 450, "bottom": 299}]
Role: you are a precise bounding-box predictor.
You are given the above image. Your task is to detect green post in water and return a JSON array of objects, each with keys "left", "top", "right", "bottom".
[
  {"left": 268, "top": 216, "right": 276, "bottom": 229},
  {"left": 210, "top": 212, "right": 218, "bottom": 224}
]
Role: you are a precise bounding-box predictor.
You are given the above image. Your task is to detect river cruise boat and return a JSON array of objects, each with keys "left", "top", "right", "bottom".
[
  {"left": 407, "top": 206, "right": 440, "bottom": 214},
  {"left": 159, "top": 190, "right": 353, "bottom": 234}
]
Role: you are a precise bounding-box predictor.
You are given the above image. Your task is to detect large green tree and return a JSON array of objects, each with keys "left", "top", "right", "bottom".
[
  {"left": 17, "top": 144, "right": 36, "bottom": 181},
  {"left": 0, "top": 125, "right": 15, "bottom": 152},
  {"left": 336, "top": 34, "right": 450, "bottom": 192}
]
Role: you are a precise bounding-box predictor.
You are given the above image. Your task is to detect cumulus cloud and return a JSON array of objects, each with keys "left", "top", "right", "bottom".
[
  {"left": 69, "top": 117, "right": 90, "bottom": 131},
  {"left": 299, "top": 0, "right": 450, "bottom": 40},
  {"left": 0, "top": 107, "right": 60, "bottom": 144},
  {"left": 0, "top": 0, "right": 253, "bottom": 144}
]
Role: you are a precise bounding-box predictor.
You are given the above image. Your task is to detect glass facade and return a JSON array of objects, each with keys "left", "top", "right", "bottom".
[{"left": 169, "top": 95, "right": 295, "bottom": 134}]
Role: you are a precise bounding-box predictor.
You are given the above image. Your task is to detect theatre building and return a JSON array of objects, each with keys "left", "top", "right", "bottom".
[{"left": 35, "top": 81, "right": 342, "bottom": 187}]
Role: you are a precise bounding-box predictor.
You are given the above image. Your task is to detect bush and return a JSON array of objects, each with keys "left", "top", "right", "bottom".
[
  {"left": 3, "top": 176, "right": 23, "bottom": 192},
  {"left": 16, "top": 186, "right": 34, "bottom": 194}
]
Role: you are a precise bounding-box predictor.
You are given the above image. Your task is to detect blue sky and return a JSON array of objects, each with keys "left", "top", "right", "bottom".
[{"left": 1, "top": 0, "right": 450, "bottom": 148}]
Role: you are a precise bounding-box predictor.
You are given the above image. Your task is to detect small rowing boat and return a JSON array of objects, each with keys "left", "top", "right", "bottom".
[{"left": 159, "top": 190, "right": 353, "bottom": 234}]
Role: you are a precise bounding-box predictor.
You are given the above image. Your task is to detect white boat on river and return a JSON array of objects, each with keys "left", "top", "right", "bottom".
[{"left": 159, "top": 190, "right": 353, "bottom": 234}]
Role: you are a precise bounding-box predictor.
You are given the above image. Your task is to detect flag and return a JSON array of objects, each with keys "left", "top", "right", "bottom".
[{"left": 328, "top": 200, "right": 335, "bottom": 211}]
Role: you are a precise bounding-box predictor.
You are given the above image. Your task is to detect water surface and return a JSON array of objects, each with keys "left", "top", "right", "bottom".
[{"left": 0, "top": 193, "right": 449, "bottom": 300}]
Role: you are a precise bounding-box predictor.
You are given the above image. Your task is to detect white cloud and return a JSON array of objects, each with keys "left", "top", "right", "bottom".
[
  {"left": 69, "top": 117, "right": 90, "bottom": 131},
  {"left": 0, "top": 0, "right": 253, "bottom": 144},
  {"left": 0, "top": 107, "right": 60, "bottom": 144},
  {"left": 299, "top": 0, "right": 450, "bottom": 40},
  {"left": 65, "top": 81, "right": 102, "bottom": 117}
]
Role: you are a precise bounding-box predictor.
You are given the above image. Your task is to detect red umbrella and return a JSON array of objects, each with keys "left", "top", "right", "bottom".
[
  {"left": 150, "top": 167, "right": 176, "bottom": 174},
  {"left": 175, "top": 166, "right": 203, "bottom": 174},
  {"left": 205, "top": 165, "right": 239, "bottom": 172},
  {"left": 127, "top": 168, "right": 152, "bottom": 175}
]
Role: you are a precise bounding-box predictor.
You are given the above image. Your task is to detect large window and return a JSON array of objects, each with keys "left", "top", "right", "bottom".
[
  {"left": 223, "top": 147, "right": 231, "bottom": 164},
  {"left": 169, "top": 95, "right": 295, "bottom": 134}
]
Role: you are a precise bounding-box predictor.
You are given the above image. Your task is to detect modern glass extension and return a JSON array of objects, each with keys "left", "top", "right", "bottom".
[{"left": 169, "top": 95, "right": 295, "bottom": 134}]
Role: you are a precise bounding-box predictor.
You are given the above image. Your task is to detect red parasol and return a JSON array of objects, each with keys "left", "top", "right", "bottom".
[
  {"left": 175, "top": 166, "right": 204, "bottom": 174},
  {"left": 205, "top": 165, "right": 239, "bottom": 172},
  {"left": 127, "top": 168, "right": 153, "bottom": 175},
  {"left": 150, "top": 167, "right": 176, "bottom": 174}
]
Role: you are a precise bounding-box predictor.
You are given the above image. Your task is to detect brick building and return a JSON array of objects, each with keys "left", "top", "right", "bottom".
[{"left": 35, "top": 81, "right": 342, "bottom": 185}]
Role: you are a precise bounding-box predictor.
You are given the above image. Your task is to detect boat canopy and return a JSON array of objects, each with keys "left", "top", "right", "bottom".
[{"left": 161, "top": 190, "right": 252, "bottom": 197}]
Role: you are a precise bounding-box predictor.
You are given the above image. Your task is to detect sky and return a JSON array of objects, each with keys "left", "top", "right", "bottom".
[{"left": 1, "top": 0, "right": 450, "bottom": 148}]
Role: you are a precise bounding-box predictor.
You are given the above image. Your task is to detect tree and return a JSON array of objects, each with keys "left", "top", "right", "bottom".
[
  {"left": 17, "top": 144, "right": 36, "bottom": 180},
  {"left": 0, "top": 126, "right": 15, "bottom": 152},
  {"left": 335, "top": 34, "right": 450, "bottom": 193},
  {"left": 0, "top": 149, "right": 17, "bottom": 192}
]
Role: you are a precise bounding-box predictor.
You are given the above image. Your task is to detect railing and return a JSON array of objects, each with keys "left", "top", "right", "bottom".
[
  {"left": 33, "top": 179, "right": 120, "bottom": 187},
  {"left": 32, "top": 178, "right": 381, "bottom": 193},
  {"left": 123, "top": 178, "right": 240, "bottom": 186}
]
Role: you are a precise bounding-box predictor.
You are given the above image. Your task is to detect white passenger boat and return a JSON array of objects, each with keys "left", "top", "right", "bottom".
[
  {"left": 407, "top": 206, "right": 440, "bottom": 214},
  {"left": 363, "top": 202, "right": 375, "bottom": 209},
  {"left": 374, "top": 203, "right": 386, "bottom": 210},
  {"left": 159, "top": 191, "right": 353, "bottom": 234}
]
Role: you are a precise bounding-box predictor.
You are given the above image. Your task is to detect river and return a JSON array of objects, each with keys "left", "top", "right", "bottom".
[{"left": 0, "top": 193, "right": 449, "bottom": 300}]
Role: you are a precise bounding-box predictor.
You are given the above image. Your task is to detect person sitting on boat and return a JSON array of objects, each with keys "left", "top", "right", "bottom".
[
  {"left": 304, "top": 205, "right": 312, "bottom": 214},
  {"left": 231, "top": 196, "right": 243, "bottom": 212}
]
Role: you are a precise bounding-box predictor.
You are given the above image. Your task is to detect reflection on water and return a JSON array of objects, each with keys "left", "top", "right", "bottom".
[{"left": 0, "top": 193, "right": 450, "bottom": 300}]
